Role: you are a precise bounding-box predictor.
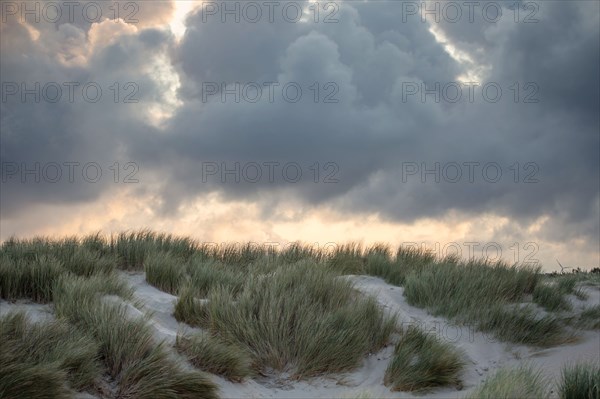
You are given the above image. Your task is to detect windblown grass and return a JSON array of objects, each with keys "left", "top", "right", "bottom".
[
  {"left": 0, "top": 254, "right": 64, "bottom": 302},
  {"left": 327, "top": 243, "right": 366, "bottom": 274},
  {"left": 110, "top": 230, "right": 198, "bottom": 270},
  {"left": 402, "top": 259, "right": 567, "bottom": 346},
  {"left": 558, "top": 362, "right": 600, "bottom": 399},
  {"left": 53, "top": 274, "right": 219, "bottom": 399},
  {"left": 176, "top": 260, "right": 397, "bottom": 378},
  {"left": 175, "top": 332, "right": 252, "bottom": 381},
  {"left": 60, "top": 247, "right": 116, "bottom": 277},
  {"left": 577, "top": 305, "right": 600, "bottom": 329},
  {"left": 532, "top": 283, "right": 571, "bottom": 312},
  {"left": 476, "top": 304, "right": 566, "bottom": 346},
  {"left": 384, "top": 326, "right": 464, "bottom": 392},
  {"left": 466, "top": 365, "right": 548, "bottom": 398},
  {"left": 144, "top": 251, "right": 187, "bottom": 294},
  {"left": 173, "top": 286, "right": 210, "bottom": 328},
  {"left": 187, "top": 258, "right": 245, "bottom": 296},
  {"left": 279, "top": 242, "right": 323, "bottom": 264},
  {"left": 403, "top": 260, "right": 539, "bottom": 318},
  {"left": 0, "top": 312, "right": 101, "bottom": 397}
]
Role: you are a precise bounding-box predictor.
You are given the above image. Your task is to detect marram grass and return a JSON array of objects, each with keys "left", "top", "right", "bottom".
[
  {"left": 176, "top": 260, "right": 397, "bottom": 378},
  {"left": 558, "top": 362, "right": 600, "bottom": 399},
  {"left": 384, "top": 326, "right": 465, "bottom": 392},
  {"left": 1, "top": 231, "right": 598, "bottom": 396},
  {"left": 52, "top": 273, "right": 218, "bottom": 399},
  {"left": 0, "top": 311, "right": 101, "bottom": 397},
  {"left": 465, "top": 365, "right": 548, "bottom": 398},
  {"left": 175, "top": 332, "right": 253, "bottom": 382}
]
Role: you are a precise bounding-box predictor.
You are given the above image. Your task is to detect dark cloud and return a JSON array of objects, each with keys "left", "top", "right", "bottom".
[{"left": 1, "top": 1, "right": 598, "bottom": 254}]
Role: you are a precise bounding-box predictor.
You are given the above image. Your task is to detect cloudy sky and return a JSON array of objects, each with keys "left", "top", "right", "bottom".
[{"left": 1, "top": 0, "right": 598, "bottom": 270}]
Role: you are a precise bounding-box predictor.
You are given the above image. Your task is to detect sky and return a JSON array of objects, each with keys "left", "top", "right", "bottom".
[{"left": 0, "top": 0, "right": 598, "bottom": 271}]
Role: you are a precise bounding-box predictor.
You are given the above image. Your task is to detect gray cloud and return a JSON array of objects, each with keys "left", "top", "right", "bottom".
[{"left": 1, "top": 1, "right": 598, "bottom": 255}]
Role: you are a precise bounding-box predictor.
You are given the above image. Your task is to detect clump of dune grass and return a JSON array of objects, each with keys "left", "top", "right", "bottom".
[
  {"left": 280, "top": 242, "right": 323, "bottom": 263},
  {"left": 60, "top": 247, "right": 116, "bottom": 277},
  {"left": 476, "top": 304, "right": 566, "bottom": 346},
  {"left": 361, "top": 246, "right": 437, "bottom": 286},
  {"left": 532, "top": 283, "right": 571, "bottom": 312},
  {"left": 110, "top": 230, "right": 198, "bottom": 269},
  {"left": 177, "top": 260, "right": 397, "bottom": 378},
  {"left": 403, "top": 260, "right": 539, "bottom": 319},
  {"left": 207, "top": 242, "right": 271, "bottom": 266},
  {"left": 144, "top": 251, "right": 187, "bottom": 294},
  {"left": 402, "top": 259, "right": 567, "bottom": 346},
  {"left": 327, "top": 243, "right": 366, "bottom": 274},
  {"left": 0, "top": 311, "right": 101, "bottom": 397},
  {"left": 466, "top": 365, "right": 548, "bottom": 398},
  {"left": 173, "top": 286, "right": 210, "bottom": 328},
  {"left": 0, "top": 254, "right": 64, "bottom": 302},
  {"left": 558, "top": 362, "right": 600, "bottom": 399},
  {"left": 576, "top": 305, "right": 600, "bottom": 329},
  {"left": 186, "top": 258, "right": 245, "bottom": 297},
  {"left": 175, "top": 332, "right": 252, "bottom": 381},
  {"left": 53, "top": 274, "right": 219, "bottom": 399},
  {"left": 395, "top": 246, "right": 436, "bottom": 270},
  {"left": 0, "top": 360, "right": 70, "bottom": 398},
  {"left": 384, "top": 326, "right": 464, "bottom": 392}
]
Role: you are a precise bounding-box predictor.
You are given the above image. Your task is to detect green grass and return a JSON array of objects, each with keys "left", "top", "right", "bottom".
[
  {"left": 577, "top": 305, "right": 600, "bottom": 329},
  {"left": 476, "top": 304, "right": 566, "bottom": 346},
  {"left": 60, "top": 246, "right": 116, "bottom": 277},
  {"left": 175, "top": 332, "right": 252, "bottom": 381},
  {"left": 402, "top": 259, "right": 567, "bottom": 346},
  {"left": 532, "top": 283, "right": 571, "bottom": 312},
  {"left": 384, "top": 326, "right": 465, "bottom": 392},
  {"left": 110, "top": 230, "right": 198, "bottom": 270},
  {"left": 558, "top": 362, "right": 600, "bottom": 399},
  {"left": 176, "top": 260, "right": 397, "bottom": 378},
  {"left": 53, "top": 274, "right": 219, "bottom": 398},
  {"left": 0, "top": 312, "right": 101, "bottom": 397},
  {"left": 186, "top": 258, "right": 246, "bottom": 297},
  {"left": 0, "top": 254, "right": 64, "bottom": 302},
  {"left": 173, "top": 286, "right": 211, "bottom": 328},
  {"left": 327, "top": 243, "right": 367, "bottom": 274},
  {"left": 465, "top": 365, "right": 548, "bottom": 398},
  {"left": 2, "top": 231, "right": 596, "bottom": 396},
  {"left": 144, "top": 251, "right": 187, "bottom": 294}
]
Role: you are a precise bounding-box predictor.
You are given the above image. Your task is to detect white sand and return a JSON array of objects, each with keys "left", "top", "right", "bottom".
[{"left": 2, "top": 273, "right": 598, "bottom": 399}]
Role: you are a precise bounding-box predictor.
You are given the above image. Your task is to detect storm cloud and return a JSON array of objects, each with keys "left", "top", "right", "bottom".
[{"left": 1, "top": 0, "right": 598, "bottom": 266}]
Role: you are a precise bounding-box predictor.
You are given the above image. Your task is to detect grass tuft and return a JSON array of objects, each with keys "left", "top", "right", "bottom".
[
  {"left": 384, "top": 326, "right": 464, "bottom": 392},
  {"left": 532, "top": 283, "right": 571, "bottom": 312},
  {"left": 175, "top": 332, "right": 252, "bottom": 381},
  {"left": 577, "top": 305, "right": 600, "bottom": 329},
  {"left": 144, "top": 251, "right": 187, "bottom": 294},
  {"left": 558, "top": 362, "right": 600, "bottom": 399},
  {"left": 0, "top": 254, "right": 64, "bottom": 302},
  {"left": 466, "top": 365, "right": 548, "bottom": 398},
  {"left": 402, "top": 260, "right": 567, "bottom": 346},
  {"left": 176, "top": 260, "right": 397, "bottom": 378},
  {"left": 0, "top": 311, "right": 101, "bottom": 396},
  {"left": 53, "top": 274, "right": 218, "bottom": 398}
]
